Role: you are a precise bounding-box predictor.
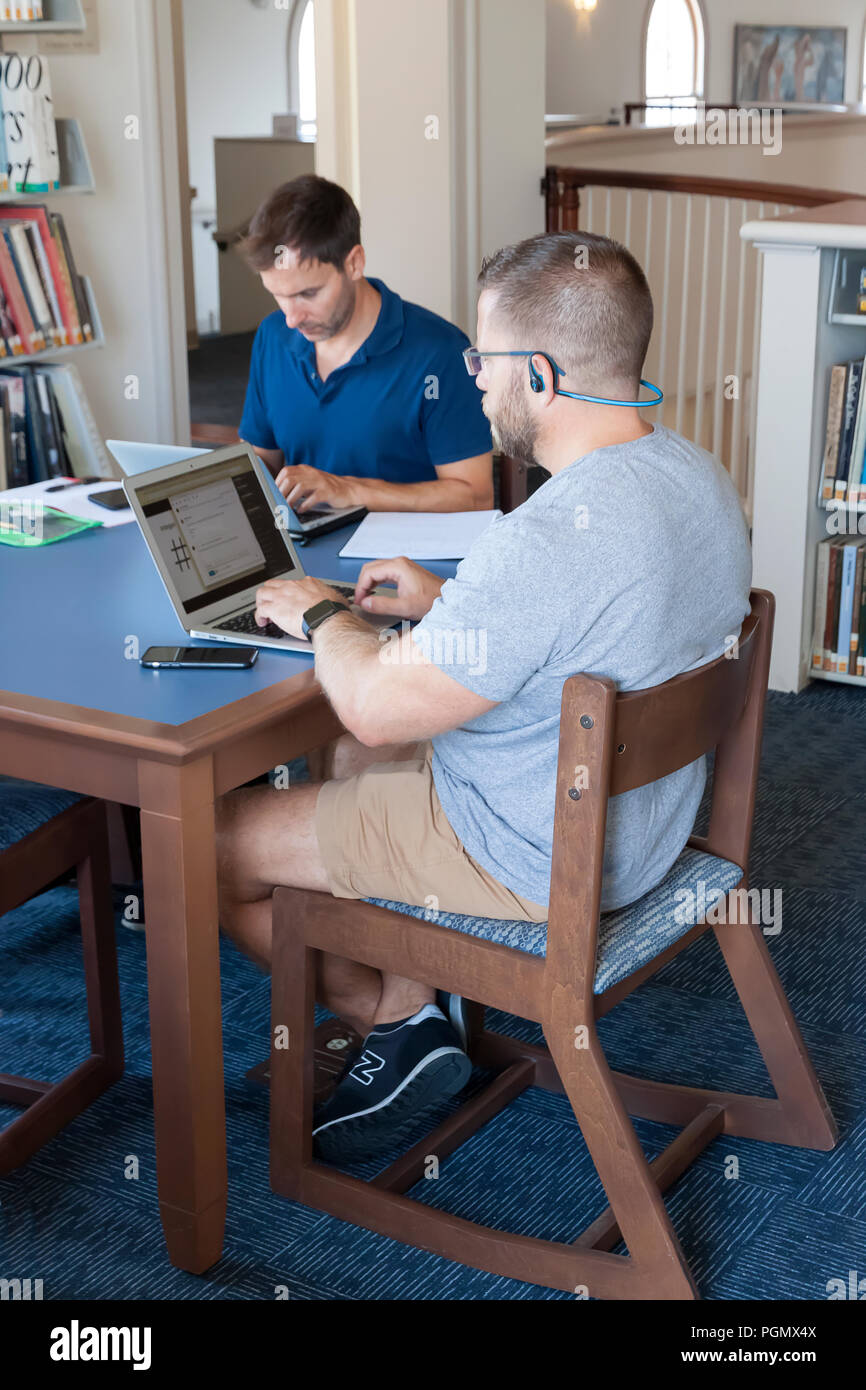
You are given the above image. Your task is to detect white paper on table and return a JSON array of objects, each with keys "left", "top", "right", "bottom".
[
  {"left": 338, "top": 509, "right": 502, "bottom": 561},
  {"left": 0, "top": 478, "right": 136, "bottom": 528}
]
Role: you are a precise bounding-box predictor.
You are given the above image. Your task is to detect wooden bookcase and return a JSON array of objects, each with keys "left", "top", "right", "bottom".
[{"left": 0, "top": 5, "right": 104, "bottom": 395}]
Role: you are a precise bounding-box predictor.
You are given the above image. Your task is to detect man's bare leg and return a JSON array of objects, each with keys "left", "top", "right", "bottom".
[
  {"left": 307, "top": 731, "right": 420, "bottom": 784},
  {"left": 216, "top": 737, "right": 435, "bottom": 1036}
]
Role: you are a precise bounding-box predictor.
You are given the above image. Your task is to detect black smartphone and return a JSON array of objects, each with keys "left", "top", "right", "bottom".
[
  {"left": 141, "top": 645, "right": 258, "bottom": 670},
  {"left": 89, "top": 488, "right": 130, "bottom": 511}
]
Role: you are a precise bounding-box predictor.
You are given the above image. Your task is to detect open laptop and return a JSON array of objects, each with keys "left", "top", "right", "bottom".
[
  {"left": 122, "top": 442, "right": 395, "bottom": 655},
  {"left": 107, "top": 438, "right": 365, "bottom": 540}
]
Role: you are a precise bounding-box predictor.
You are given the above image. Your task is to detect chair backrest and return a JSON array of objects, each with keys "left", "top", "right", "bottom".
[
  {"left": 547, "top": 590, "right": 775, "bottom": 994},
  {"left": 607, "top": 601, "right": 764, "bottom": 798}
]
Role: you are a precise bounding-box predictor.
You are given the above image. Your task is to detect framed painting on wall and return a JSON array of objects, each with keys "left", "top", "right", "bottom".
[{"left": 733, "top": 25, "right": 846, "bottom": 105}]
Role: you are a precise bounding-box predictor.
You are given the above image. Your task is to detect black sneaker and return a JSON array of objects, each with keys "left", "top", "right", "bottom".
[
  {"left": 312, "top": 1004, "right": 472, "bottom": 1163},
  {"left": 436, "top": 990, "right": 469, "bottom": 1050}
]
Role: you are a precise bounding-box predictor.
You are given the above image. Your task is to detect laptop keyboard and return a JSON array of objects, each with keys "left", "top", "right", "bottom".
[
  {"left": 216, "top": 611, "right": 285, "bottom": 639},
  {"left": 215, "top": 582, "right": 359, "bottom": 640}
]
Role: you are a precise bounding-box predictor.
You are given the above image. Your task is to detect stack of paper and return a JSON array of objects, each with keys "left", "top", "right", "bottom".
[
  {"left": 339, "top": 509, "right": 501, "bottom": 561},
  {"left": 0, "top": 477, "right": 134, "bottom": 527}
]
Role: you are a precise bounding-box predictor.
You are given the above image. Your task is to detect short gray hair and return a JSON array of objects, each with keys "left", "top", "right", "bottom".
[{"left": 478, "top": 232, "right": 654, "bottom": 395}]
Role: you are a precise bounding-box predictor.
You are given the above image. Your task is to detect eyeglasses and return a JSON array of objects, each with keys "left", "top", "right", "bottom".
[
  {"left": 462, "top": 348, "right": 567, "bottom": 378},
  {"left": 463, "top": 346, "right": 665, "bottom": 409}
]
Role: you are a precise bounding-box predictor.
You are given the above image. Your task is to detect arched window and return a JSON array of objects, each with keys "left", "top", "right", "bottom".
[
  {"left": 288, "top": 0, "right": 316, "bottom": 140},
  {"left": 643, "top": 0, "right": 705, "bottom": 127}
]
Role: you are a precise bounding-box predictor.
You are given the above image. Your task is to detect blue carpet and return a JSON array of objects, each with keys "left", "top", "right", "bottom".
[{"left": 2, "top": 682, "right": 866, "bottom": 1300}]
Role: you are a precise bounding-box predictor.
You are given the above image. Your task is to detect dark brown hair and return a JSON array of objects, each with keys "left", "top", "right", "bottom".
[
  {"left": 478, "top": 232, "right": 654, "bottom": 394},
  {"left": 238, "top": 174, "right": 362, "bottom": 273}
]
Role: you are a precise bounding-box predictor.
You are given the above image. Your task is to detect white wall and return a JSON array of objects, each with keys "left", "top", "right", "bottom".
[
  {"left": 42, "top": 0, "right": 189, "bottom": 446},
  {"left": 316, "top": 0, "right": 546, "bottom": 335},
  {"left": 546, "top": 0, "right": 866, "bottom": 115},
  {"left": 182, "top": 0, "right": 294, "bottom": 334}
]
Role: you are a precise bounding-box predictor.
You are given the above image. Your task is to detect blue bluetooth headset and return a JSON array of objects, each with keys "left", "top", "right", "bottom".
[{"left": 529, "top": 352, "right": 663, "bottom": 408}]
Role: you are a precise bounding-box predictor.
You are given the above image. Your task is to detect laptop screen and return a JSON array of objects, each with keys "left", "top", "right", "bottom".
[{"left": 133, "top": 451, "right": 298, "bottom": 617}]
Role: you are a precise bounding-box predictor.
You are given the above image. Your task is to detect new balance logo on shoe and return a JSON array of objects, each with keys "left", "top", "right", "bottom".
[{"left": 349, "top": 1049, "right": 386, "bottom": 1086}]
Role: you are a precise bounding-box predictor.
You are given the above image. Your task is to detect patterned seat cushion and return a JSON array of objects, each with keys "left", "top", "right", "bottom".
[
  {"left": 0, "top": 778, "right": 81, "bottom": 854},
  {"left": 365, "top": 845, "right": 743, "bottom": 995}
]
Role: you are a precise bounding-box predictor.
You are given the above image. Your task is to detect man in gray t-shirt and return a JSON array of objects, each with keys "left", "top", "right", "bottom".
[
  {"left": 216, "top": 230, "right": 752, "bottom": 1162},
  {"left": 418, "top": 421, "right": 751, "bottom": 912}
]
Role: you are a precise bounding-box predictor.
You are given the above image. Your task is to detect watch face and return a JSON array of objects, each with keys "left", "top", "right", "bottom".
[{"left": 304, "top": 599, "right": 349, "bottom": 632}]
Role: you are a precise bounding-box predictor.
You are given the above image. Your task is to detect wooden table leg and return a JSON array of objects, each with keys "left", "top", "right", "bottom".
[{"left": 138, "top": 756, "right": 226, "bottom": 1273}]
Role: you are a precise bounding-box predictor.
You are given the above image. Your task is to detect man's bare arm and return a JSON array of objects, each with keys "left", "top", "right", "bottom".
[
  {"left": 275, "top": 452, "right": 495, "bottom": 514},
  {"left": 242, "top": 441, "right": 285, "bottom": 476},
  {"left": 311, "top": 612, "right": 496, "bottom": 746}
]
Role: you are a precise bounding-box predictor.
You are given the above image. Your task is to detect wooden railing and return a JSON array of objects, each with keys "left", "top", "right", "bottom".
[{"left": 544, "top": 167, "right": 862, "bottom": 508}]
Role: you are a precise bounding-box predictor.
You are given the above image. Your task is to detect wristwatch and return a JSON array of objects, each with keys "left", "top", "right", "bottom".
[{"left": 302, "top": 598, "right": 350, "bottom": 640}]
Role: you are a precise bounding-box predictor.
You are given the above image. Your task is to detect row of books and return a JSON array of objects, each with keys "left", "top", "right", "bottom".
[
  {"left": 0, "top": 51, "right": 60, "bottom": 194},
  {"left": 0, "top": 361, "right": 110, "bottom": 488},
  {"left": 820, "top": 356, "right": 866, "bottom": 507},
  {"left": 0, "top": 205, "right": 92, "bottom": 357},
  {"left": 812, "top": 537, "right": 866, "bottom": 676},
  {"left": 0, "top": 5, "right": 46, "bottom": 19}
]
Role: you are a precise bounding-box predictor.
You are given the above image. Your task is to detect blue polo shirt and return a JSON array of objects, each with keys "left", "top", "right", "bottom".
[{"left": 239, "top": 278, "right": 492, "bottom": 483}]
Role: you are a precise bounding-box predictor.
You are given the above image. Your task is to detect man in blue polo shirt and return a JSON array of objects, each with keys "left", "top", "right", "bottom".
[{"left": 238, "top": 175, "right": 493, "bottom": 514}]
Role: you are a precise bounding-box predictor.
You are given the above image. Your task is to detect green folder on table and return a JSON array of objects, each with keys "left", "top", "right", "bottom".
[{"left": 0, "top": 501, "right": 103, "bottom": 547}]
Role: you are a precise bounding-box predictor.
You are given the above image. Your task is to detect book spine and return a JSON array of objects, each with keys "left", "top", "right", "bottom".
[
  {"left": 0, "top": 389, "right": 7, "bottom": 490},
  {"left": 823, "top": 365, "right": 847, "bottom": 502},
  {"left": 837, "top": 543, "right": 858, "bottom": 674},
  {"left": 51, "top": 212, "right": 92, "bottom": 340},
  {"left": 0, "top": 229, "right": 38, "bottom": 353},
  {"left": 0, "top": 372, "right": 29, "bottom": 485},
  {"left": 851, "top": 541, "right": 866, "bottom": 668},
  {"left": 0, "top": 279, "right": 17, "bottom": 355},
  {"left": 8, "top": 222, "right": 52, "bottom": 342},
  {"left": 835, "top": 362, "right": 863, "bottom": 502},
  {"left": 812, "top": 540, "right": 831, "bottom": 670},
  {"left": 25, "top": 221, "right": 64, "bottom": 345},
  {"left": 49, "top": 221, "right": 82, "bottom": 343},
  {"left": 848, "top": 354, "right": 866, "bottom": 507},
  {"left": 824, "top": 541, "right": 841, "bottom": 669}
]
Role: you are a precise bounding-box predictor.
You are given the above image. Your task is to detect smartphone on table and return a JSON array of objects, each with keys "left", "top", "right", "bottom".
[{"left": 141, "top": 646, "right": 258, "bottom": 670}]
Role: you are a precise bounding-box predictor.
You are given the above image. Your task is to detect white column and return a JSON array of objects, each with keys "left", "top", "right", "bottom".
[
  {"left": 749, "top": 244, "right": 823, "bottom": 693},
  {"left": 314, "top": 0, "right": 545, "bottom": 335}
]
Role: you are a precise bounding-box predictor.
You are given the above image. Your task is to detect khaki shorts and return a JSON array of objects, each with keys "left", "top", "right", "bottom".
[{"left": 314, "top": 743, "right": 548, "bottom": 923}]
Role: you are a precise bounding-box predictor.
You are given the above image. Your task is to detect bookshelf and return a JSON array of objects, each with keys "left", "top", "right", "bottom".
[
  {"left": 0, "top": 1, "right": 85, "bottom": 34},
  {"left": 3, "top": 272, "right": 103, "bottom": 364},
  {"left": 0, "top": 3, "right": 107, "bottom": 486},
  {"left": 742, "top": 202, "right": 866, "bottom": 692},
  {"left": 3, "top": 117, "right": 94, "bottom": 197}
]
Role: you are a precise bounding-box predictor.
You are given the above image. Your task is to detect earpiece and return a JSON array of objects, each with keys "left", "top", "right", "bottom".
[
  {"left": 529, "top": 355, "right": 550, "bottom": 394},
  {"left": 525, "top": 351, "right": 664, "bottom": 409}
]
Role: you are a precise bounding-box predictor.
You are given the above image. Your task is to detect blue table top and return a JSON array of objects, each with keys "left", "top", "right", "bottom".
[{"left": 0, "top": 521, "right": 458, "bottom": 727}]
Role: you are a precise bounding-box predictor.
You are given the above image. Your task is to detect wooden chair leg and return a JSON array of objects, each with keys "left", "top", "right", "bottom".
[
  {"left": 0, "top": 801, "right": 123, "bottom": 1175},
  {"left": 712, "top": 914, "right": 837, "bottom": 1150},
  {"left": 270, "top": 891, "right": 316, "bottom": 1202},
  {"left": 544, "top": 991, "right": 699, "bottom": 1300}
]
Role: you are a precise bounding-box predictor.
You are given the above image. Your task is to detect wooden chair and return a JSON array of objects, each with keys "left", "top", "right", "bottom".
[
  {"left": 0, "top": 784, "right": 123, "bottom": 1174},
  {"left": 268, "top": 589, "right": 837, "bottom": 1297}
]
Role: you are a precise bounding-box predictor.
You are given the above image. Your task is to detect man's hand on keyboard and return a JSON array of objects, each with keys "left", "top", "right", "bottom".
[
  {"left": 255, "top": 577, "right": 352, "bottom": 640},
  {"left": 275, "top": 464, "right": 362, "bottom": 512},
  {"left": 354, "top": 556, "right": 444, "bottom": 622}
]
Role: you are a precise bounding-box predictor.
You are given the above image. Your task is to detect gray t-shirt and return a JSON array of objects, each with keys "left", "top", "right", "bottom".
[{"left": 412, "top": 424, "right": 752, "bottom": 912}]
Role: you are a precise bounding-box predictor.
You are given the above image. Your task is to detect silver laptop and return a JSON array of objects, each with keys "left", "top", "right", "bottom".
[
  {"left": 107, "top": 437, "right": 364, "bottom": 539},
  {"left": 122, "top": 442, "right": 394, "bottom": 655}
]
